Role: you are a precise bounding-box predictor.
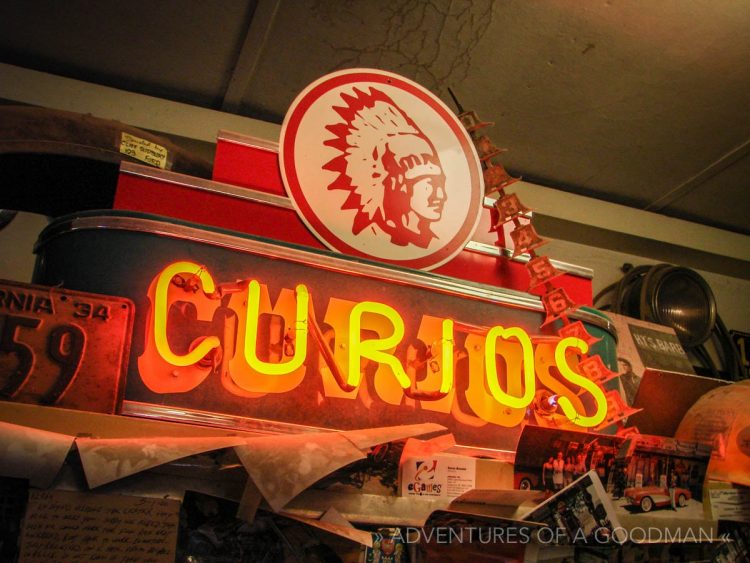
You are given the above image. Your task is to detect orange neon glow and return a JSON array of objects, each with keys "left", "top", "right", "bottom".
[
  {"left": 402, "top": 317, "right": 454, "bottom": 402},
  {"left": 484, "top": 326, "right": 535, "bottom": 409},
  {"left": 141, "top": 262, "right": 610, "bottom": 430},
  {"left": 244, "top": 281, "right": 309, "bottom": 375},
  {"left": 318, "top": 298, "right": 361, "bottom": 399},
  {"left": 534, "top": 341, "right": 587, "bottom": 425},
  {"left": 347, "top": 300, "right": 411, "bottom": 390},
  {"left": 226, "top": 282, "right": 308, "bottom": 394},
  {"left": 439, "top": 318, "right": 454, "bottom": 393},
  {"left": 464, "top": 331, "right": 526, "bottom": 427},
  {"left": 154, "top": 261, "right": 220, "bottom": 367},
  {"left": 555, "top": 337, "right": 608, "bottom": 428}
]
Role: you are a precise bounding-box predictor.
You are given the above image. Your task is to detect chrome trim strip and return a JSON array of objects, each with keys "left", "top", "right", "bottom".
[
  {"left": 119, "top": 162, "right": 593, "bottom": 279},
  {"left": 121, "top": 401, "right": 325, "bottom": 435},
  {"left": 216, "top": 130, "right": 279, "bottom": 152},
  {"left": 120, "top": 161, "right": 294, "bottom": 210},
  {"left": 465, "top": 241, "right": 593, "bottom": 279},
  {"left": 121, "top": 401, "right": 516, "bottom": 461},
  {"left": 47, "top": 213, "right": 614, "bottom": 334},
  {"left": 64, "top": 216, "right": 543, "bottom": 310},
  {"left": 476, "top": 196, "right": 592, "bottom": 277}
]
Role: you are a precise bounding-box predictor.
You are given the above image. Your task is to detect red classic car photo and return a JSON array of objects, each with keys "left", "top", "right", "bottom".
[{"left": 623, "top": 486, "right": 692, "bottom": 512}]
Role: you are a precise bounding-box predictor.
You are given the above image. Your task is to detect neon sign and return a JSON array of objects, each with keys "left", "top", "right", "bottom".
[{"left": 138, "top": 262, "right": 608, "bottom": 430}]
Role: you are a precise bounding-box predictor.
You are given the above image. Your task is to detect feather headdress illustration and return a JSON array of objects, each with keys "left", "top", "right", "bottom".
[{"left": 323, "top": 87, "right": 446, "bottom": 248}]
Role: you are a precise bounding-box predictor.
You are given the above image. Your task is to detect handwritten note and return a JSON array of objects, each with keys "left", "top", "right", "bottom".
[
  {"left": 709, "top": 487, "right": 750, "bottom": 523},
  {"left": 19, "top": 490, "right": 179, "bottom": 563},
  {"left": 119, "top": 133, "right": 168, "bottom": 169}
]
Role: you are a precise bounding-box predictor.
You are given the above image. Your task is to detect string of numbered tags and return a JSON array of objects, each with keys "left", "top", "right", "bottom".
[{"left": 457, "top": 110, "right": 638, "bottom": 432}]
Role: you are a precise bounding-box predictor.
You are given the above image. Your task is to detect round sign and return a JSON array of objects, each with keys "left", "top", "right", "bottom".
[{"left": 280, "top": 69, "right": 483, "bottom": 271}]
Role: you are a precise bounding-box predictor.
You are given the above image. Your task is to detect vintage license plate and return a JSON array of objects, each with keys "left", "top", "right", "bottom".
[{"left": 0, "top": 280, "right": 134, "bottom": 413}]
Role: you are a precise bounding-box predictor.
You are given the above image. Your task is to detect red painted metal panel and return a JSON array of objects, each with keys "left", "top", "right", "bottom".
[
  {"left": 213, "top": 136, "right": 285, "bottom": 196},
  {"left": 116, "top": 161, "right": 592, "bottom": 304},
  {"left": 114, "top": 172, "right": 326, "bottom": 250}
]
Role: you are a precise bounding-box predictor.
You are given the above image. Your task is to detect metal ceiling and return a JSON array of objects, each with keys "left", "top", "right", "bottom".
[{"left": 1, "top": 0, "right": 749, "bottom": 235}]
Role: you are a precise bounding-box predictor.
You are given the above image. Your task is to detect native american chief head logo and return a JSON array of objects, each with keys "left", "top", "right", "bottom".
[
  {"left": 322, "top": 87, "right": 447, "bottom": 249},
  {"left": 280, "top": 69, "right": 482, "bottom": 270}
]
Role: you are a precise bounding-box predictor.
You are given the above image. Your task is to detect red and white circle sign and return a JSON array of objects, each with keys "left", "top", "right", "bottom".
[{"left": 280, "top": 69, "right": 483, "bottom": 271}]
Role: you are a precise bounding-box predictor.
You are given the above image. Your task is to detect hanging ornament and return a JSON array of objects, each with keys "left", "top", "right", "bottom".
[
  {"left": 578, "top": 355, "right": 620, "bottom": 385},
  {"left": 494, "top": 193, "right": 531, "bottom": 226},
  {"left": 454, "top": 101, "right": 634, "bottom": 434},
  {"left": 510, "top": 223, "right": 547, "bottom": 257},
  {"left": 557, "top": 321, "right": 600, "bottom": 346},
  {"left": 596, "top": 391, "right": 642, "bottom": 431},
  {"left": 541, "top": 286, "right": 578, "bottom": 325},
  {"left": 483, "top": 163, "right": 520, "bottom": 196},
  {"left": 526, "top": 256, "right": 562, "bottom": 289},
  {"left": 458, "top": 110, "right": 493, "bottom": 133},
  {"left": 475, "top": 135, "right": 507, "bottom": 162}
]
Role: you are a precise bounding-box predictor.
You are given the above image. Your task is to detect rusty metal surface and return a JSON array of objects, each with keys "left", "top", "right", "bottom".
[
  {"left": 0, "top": 105, "right": 212, "bottom": 217},
  {"left": 0, "top": 279, "right": 134, "bottom": 413},
  {"left": 0, "top": 106, "right": 212, "bottom": 175}
]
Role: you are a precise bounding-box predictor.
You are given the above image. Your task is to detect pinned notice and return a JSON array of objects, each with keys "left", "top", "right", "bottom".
[
  {"left": 120, "top": 132, "right": 168, "bottom": 169},
  {"left": 19, "top": 490, "right": 179, "bottom": 562}
]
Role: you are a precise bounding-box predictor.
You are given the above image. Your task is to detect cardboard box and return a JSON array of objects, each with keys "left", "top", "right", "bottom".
[{"left": 399, "top": 452, "right": 513, "bottom": 499}]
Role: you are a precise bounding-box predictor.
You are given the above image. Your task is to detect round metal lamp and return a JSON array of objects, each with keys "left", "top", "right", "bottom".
[{"left": 640, "top": 265, "right": 717, "bottom": 349}]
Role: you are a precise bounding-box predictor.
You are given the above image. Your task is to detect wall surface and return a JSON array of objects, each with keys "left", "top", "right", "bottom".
[
  {"left": 543, "top": 236, "right": 750, "bottom": 334},
  {"left": 0, "top": 212, "right": 48, "bottom": 283}
]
